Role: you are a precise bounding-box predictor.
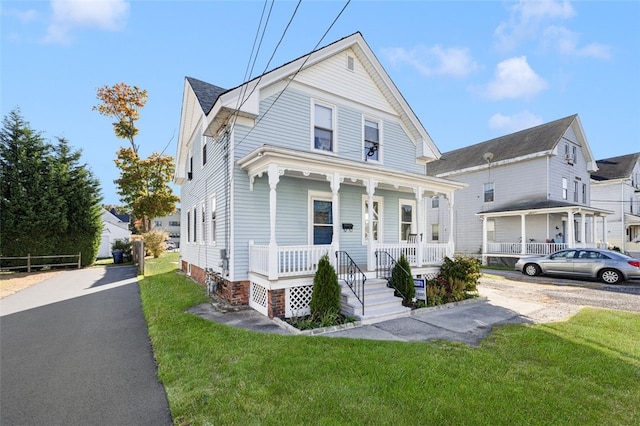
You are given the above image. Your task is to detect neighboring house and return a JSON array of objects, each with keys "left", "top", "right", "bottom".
[
  {"left": 591, "top": 153, "right": 640, "bottom": 257},
  {"left": 98, "top": 208, "right": 131, "bottom": 258},
  {"left": 426, "top": 115, "right": 612, "bottom": 266},
  {"left": 174, "top": 32, "right": 465, "bottom": 322},
  {"left": 151, "top": 208, "right": 181, "bottom": 247}
]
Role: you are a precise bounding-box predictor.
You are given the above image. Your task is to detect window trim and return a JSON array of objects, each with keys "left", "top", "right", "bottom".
[
  {"left": 431, "top": 223, "right": 439, "bottom": 241},
  {"left": 202, "top": 135, "right": 208, "bottom": 167},
  {"left": 362, "top": 195, "right": 383, "bottom": 244},
  {"left": 362, "top": 116, "right": 382, "bottom": 163},
  {"left": 483, "top": 182, "right": 495, "bottom": 203},
  {"left": 200, "top": 202, "right": 206, "bottom": 243},
  {"left": 209, "top": 194, "right": 217, "bottom": 245},
  {"left": 311, "top": 100, "right": 337, "bottom": 154},
  {"left": 487, "top": 219, "right": 495, "bottom": 242},
  {"left": 562, "top": 177, "right": 568, "bottom": 200},
  {"left": 431, "top": 196, "right": 439, "bottom": 209},
  {"left": 399, "top": 199, "right": 416, "bottom": 242},
  {"left": 309, "top": 191, "right": 333, "bottom": 245}
]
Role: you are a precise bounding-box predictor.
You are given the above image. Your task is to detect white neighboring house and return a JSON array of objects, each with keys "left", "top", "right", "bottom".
[
  {"left": 591, "top": 152, "right": 640, "bottom": 258},
  {"left": 426, "top": 115, "right": 612, "bottom": 265},
  {"left": 174, "top": 32, "right": 465, "bottom": 322},
  {"left": 98, "top": 209, "right": 131, "bottom": 258}
]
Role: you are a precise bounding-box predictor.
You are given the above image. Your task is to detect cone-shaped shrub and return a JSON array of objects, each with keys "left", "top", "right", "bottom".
[
  {"left": 391, "top": 253, "right": 414, "bottom": 303},
  {"left": 310, "top": 254, "right": 341, "bottom": 320}
]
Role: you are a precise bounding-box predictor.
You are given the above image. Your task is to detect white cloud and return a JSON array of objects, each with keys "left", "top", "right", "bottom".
[
  {"left": 543, "top": 26, "right": 612, "bottom": 60},
  {"left": 3, "top": 8, "right": 40, "bottom": 23},
  {"left": 495, "top": 0, "right": 575, "bottom": 51},
  {"left": 488, "top": 111, "right": 544, "bottom": 133},
  {"left": 43, "top": 0, "right": 130, "bottom": 44},
  {"left": 380, "top": 45, "right": 478, "bottom": 78},
  {"left": 482, "top": 56, "right": 547, "bottom": 100}
]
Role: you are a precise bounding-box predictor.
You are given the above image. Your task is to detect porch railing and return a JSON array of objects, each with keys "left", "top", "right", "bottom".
[
  {"left": 249, "top": 242, "right": 331, "bottom": 279},
  {"left": 486, "top": 242, "right": 567, "bottom": 256},
  {"left": 374, "top": 250, "right": 408, "bottom": 301},
  {"left": 375, "top": 242, "right": 451, "bottom": 266},
  {"left": 335, "top": 251, "right": 366, "bottom": 315}
]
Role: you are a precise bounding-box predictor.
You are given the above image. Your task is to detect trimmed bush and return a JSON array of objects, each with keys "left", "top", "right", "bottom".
[
  {"left": 391, "top": 254, "right": 414, "bottom": 303},
  {"left": 310, "top": 254, "right": 341, "bottom": 321},
  {"left": 143, "top": 230, "right": 169, "bottom": 258}
]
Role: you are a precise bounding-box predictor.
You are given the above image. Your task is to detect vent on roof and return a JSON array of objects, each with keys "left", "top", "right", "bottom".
[{"left": 347, "top": 55, "right": 354, "bottom": 71}]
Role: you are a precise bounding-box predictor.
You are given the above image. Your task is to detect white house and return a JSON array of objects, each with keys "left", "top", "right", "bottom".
[
  {"left": 426, "top": 115, "right": 612, "bottom": 265},
  {"left": 174, "top": 32, "right": 465, "bottom": 322},
  {"left": 591, "top": 152, "right": 640, "bottom": 257},
  {"left": 97, "top": 208, "right": 131, "bottom": 258}
]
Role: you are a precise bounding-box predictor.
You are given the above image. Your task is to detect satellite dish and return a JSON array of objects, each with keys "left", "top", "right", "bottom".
[{"left": 483, "top": 152, "right": 494, "bottom": 162}]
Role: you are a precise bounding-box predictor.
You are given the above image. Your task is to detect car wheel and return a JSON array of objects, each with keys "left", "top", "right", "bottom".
[
  {"left": 599, "top": 269, "right": 622, "bottom": 284},
  {"left": 523, "top": 263, "right": 541, "bottom": 277}
]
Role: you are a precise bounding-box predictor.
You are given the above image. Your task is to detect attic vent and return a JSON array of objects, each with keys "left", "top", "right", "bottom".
[{"left": 347, "top": 55, "right": 354, "bottom": 71}]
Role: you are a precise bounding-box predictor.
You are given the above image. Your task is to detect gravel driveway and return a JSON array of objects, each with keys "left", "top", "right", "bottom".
[{"left": 479, "top": 269, "right": 640, "bottom": 323}]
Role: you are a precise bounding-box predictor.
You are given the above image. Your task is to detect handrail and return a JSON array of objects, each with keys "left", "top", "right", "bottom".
[
  {"left": 375, "top": 250, "right": 409, "bottom": 301},
  {"left": 335, "top": 251, "right": 366, "bottom": 316}
]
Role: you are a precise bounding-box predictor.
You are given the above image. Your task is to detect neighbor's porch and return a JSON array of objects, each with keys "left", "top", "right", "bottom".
[{"left": 479, "top": 203, "right": 612, "bottom": 263}]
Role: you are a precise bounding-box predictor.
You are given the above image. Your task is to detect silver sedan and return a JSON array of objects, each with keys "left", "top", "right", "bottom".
[{"left": 515, "top": 248, "right": 640, "bottom": 284}]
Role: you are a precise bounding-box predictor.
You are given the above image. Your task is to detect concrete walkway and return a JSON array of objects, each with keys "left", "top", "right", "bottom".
[{"left": 0, "top": 266, "right": 172, "bottom": 426}]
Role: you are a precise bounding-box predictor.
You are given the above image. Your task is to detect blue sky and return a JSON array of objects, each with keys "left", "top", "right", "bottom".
[{"left": 2, "top": 0, "right": 639, "bottom": 205}]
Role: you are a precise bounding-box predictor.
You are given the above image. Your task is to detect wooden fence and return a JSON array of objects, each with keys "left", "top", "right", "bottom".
[{"left": 0, "top": 253, "right": 81, "bottom": 272}]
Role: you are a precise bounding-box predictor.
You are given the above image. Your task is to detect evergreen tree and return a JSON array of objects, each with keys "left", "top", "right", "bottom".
[
  {"left": 310, "top": 254, "right": 341, "bottom": 320},
  {"left": 391, "top": 254, "right": 415, "bottom": 303},
  {"left": 0, "top": 109, "right": 103, "bottom": 266}
]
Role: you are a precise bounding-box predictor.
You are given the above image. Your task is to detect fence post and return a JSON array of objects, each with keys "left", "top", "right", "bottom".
[
  {"left": 27, "top": 253, "right": 31, "bottom": 273},
  {"left": 77, "top": 252, "right": 82, "bottom": 269}
]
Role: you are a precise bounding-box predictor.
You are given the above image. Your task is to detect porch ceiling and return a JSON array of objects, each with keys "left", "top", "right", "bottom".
[
  {"left": 237, "top": 145, "right": 466, "bottom": 195},
  {"left": 477, "top": 199, "right": 613, "bottom": 218}
]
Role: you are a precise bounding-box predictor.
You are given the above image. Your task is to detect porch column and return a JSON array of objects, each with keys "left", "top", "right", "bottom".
[
  {"left": 566, "top": 211, "right": 575, "bottom": 247},
  {"left": 592, "top": 214, "right": 597, "bottom": 246},
  {"left": 414, "top": 186, "right": 424, "bottom": 267},
  {"left": 448, "top": 191, "right": 455, "bottom": 257},
  {"left": 267, "top": 164, "right": 280, "bottom": 280},
  {"left": 520, "top": 213, "right": 526, "bottom": 254},
  {"left": 365, "top": 178, "right": 378, "bottom": 271},
  {"left": 328, "top": 173, "right": 342, "bottom": 263},
  {"left": 481, "top": 215, "right": 488, "bottom": 265},
  {"left": 602, "top": 216, "right": 608, "bottom": 248},
  {"left": 580, "top": 212, "right": 586, "bottom": 246}
]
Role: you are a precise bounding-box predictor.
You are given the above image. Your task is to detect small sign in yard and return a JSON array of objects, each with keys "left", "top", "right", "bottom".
[{"left": 414, "top": 278, "right": 426, "bottom": 301}]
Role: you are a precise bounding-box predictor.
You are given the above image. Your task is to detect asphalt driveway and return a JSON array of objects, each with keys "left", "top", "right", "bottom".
[{"left": 0, "top": 266, "right": 172, "bottom": 426}]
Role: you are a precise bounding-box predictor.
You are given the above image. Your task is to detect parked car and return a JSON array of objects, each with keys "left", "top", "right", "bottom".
[
  {"left": 164, "top": 241, "right": 176, "bottom": 251},
  {"left": 515, "top": 248, "right": 640, "bottom": 284}
]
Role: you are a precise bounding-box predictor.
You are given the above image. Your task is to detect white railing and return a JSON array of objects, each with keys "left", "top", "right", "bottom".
[
  {"left": 375, "top": 242, "right": 451, "bottom": 266},
  {"left": 487, "top": 242, "right": 567, "bottom": 255},
  {"left": 249, "top": 242, "right": 331, "bottom": 279}
]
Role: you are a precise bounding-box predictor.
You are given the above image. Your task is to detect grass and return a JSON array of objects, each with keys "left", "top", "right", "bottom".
[{"left": 140, "top": 253, "right": 640, "bottom": 425}]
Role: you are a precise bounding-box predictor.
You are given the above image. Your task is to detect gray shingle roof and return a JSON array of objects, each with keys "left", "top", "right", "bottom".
[
  {"left": 592, "top": 152, "right": 640, "bottom": 181},
  {"left": 426, "top": 114, "right": 578, "bottom": 176},
  {"left": 478, "top": 199, "right": 583, "bottom": 214},
  {"left": 186, "top": 76, "right": 227, "bottom": 114}
]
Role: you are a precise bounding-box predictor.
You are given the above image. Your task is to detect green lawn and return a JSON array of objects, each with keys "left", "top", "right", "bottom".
[{"left": 140, "top": 253, "right": 640, "bottom": 425}]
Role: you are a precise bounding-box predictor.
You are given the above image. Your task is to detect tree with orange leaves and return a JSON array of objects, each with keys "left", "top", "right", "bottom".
[{"left": 94, "top": 83, "right": 179, "bottom": 233}]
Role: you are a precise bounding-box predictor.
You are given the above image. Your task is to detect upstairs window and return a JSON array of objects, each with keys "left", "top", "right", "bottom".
[
  {"left": 187, "top": 211, "right": 191, "bottom": 242},
  {"left": 313, "top": 104, "right": 333, "bottom": 152},
  {"left": 562, "top": 178, "right": 568, "bottom": 200},
  {"left": 202, "top": 136, "right": 208, "bottom": 166},
  {"left": 573, "top": 180, "right": 579, "bottom": 202},
  {"left": 432, "top": 196, "right": 439, "bottom": 209},
  {"left": 582, "top": 183, "right": 587, "bottom": 204},
  {"left": 154, "top": 220, "right": 162, "bottom": 227},
  {"left": 201, "top": 203, "right": 206, "bottom": 242},
  {"left": 363, "top": 119, "right": 379, "bottom": 161},
  {"left": 484, "top": 182, "right": 494, "bottom": 203}
]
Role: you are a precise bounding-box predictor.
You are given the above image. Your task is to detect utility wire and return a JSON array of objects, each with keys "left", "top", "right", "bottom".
[{"left": 233, "top": 0, "right": 352, "bottom": 151}]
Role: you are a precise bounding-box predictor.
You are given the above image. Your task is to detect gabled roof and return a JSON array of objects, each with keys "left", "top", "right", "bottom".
[
  {"left": 592, "top": 152, "right": 640, "bottom": 181},
  {"left": 427, "top": 115, "right": 579, "bottom": 176},
  {"left": 185, "top": 77, "right": 226, "bottom": 114}
]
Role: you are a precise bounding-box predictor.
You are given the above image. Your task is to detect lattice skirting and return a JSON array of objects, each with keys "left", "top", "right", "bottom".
[
  {"left": 285, "top": 285, "right": 313, "bottom": 318},
  {"left": 249, "top": 282, "right": 268, "bottom": 316}
]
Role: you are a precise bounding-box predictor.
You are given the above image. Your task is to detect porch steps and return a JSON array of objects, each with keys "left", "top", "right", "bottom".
[{"left": 339, "top": 278, "right": 411, "bottom": 325}]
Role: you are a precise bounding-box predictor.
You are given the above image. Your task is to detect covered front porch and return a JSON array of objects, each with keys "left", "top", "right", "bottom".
[
  {"left": 478, "top": 200, "right": 612, "bottom": 264},
  {"left": 238, "top": 145, "right": 465, "bottom": 319}
]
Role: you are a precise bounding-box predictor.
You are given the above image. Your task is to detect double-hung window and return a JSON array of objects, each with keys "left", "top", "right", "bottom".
[
  {"left": 192, "top": 207, "right": 197, "bottom": 243},
  {"left": 582, "top": 183, "right": 587, "bottom": 204},
  {"left": 573, "top": 180, "right": 579, "bottom": 202},
  {"left": 311, "top": 194, "right": 333, "bottom": 245},
  {"left": 431, "top": 224, "right": 439, "bottom": 241},
  {"left": 313, "top": 103, "right": 334, "bottom": 152},
  {"left": 187, "top": 211, "right": 191, "bottom": 242},
  {"left": 202, "top": 136, "right": 208, "bottom": 166},
  {"left": 363, "top": 119, "right": 380, "bottom": 161},
  {"left": 483, "top": 182, "right": 494, "bottom": 202},
  {"left": 432, "top": 196, "right": 439, "bottom": 209},
  {"left": 562, "top": 178, "right": 568, "bottom": 200},
  {"left": 399, "top": 199, "right": 415, "bottom": 242},
  {"left": 201, "top": 202, "right": 206, "bottom": 242}
]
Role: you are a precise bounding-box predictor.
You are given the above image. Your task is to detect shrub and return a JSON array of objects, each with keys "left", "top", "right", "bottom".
[
  {"left": 439, "top": 256, "right": 481, "bottom": 293},
  {"left": 390, "top": 253, "right": 414, "bottom": 304},
  {"left": 143, "top": 230, "right": 169, "bottom": 258},
  {"left": 310, "top": 254, "right": 341, "bottom": 321}
]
